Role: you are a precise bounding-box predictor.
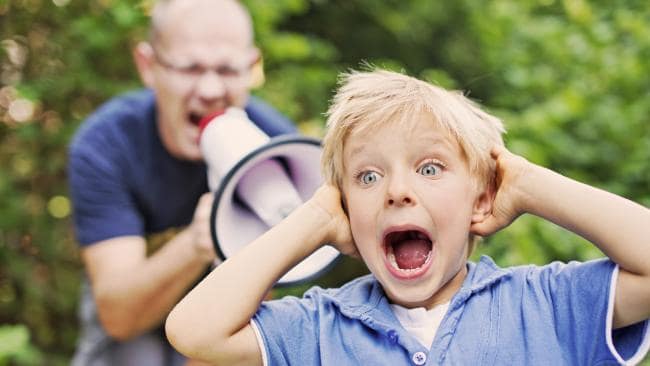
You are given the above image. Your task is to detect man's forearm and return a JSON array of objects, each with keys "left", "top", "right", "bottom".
[{"left": 92, "top": 229, "right": 213, "bottom": 340}]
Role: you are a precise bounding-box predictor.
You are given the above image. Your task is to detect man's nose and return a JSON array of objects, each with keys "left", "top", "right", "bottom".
[
  {"left": 195, "top": 71, "right": 227, "bottom": 101},
  {"left": 385, "top": 174, "right": 416, "bottom": 207}
]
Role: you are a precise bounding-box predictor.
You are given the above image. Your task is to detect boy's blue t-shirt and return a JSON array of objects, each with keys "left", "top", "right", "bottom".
[
  {"left": 68, "top": 89, "right": 296, "bottom": 246},
  {"left": 253, "top": 256, "right": 650, "bottom": 366}
]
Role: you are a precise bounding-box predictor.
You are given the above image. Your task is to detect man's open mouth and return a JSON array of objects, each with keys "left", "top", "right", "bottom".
[
  {"left": 189, "top": 112, "right": 203, "bottom": 126},
  {"left": 384, "top": 229, "right": 433, "bottom": 274}
]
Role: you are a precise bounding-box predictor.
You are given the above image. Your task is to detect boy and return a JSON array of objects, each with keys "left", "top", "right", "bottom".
[{"left": 166, "top": 69, "right": 650, "bottom": 365}]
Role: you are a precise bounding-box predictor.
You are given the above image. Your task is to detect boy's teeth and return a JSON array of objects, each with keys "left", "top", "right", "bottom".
[
  {"left": 387, "top": 252, "right": 431, "bottom": 273},
  {"left": 388, "top": 252, "right": 398, "bottom": 268}
]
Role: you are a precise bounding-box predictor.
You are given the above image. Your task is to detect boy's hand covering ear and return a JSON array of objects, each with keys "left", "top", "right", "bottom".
[
  {"left": 470, "top": 146, "right": 531, "bottom": 236},
  {"left": 309, "top": 184, "right": 359, "bottom": 258}
]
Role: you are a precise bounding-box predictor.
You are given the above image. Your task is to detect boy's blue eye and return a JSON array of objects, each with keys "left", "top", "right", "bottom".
[
  {"left": 360, "top": 171, "right": 379, "bottom": 185},
  {"left": 418, "top": 163, "right": 440, "bottom": 176}
]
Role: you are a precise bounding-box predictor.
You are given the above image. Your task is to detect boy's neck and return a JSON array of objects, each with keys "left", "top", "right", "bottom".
[
  {"left": 428, "top": 264, "right": 468, "bottom": 310},
  {"left": 392, "top": 264, "right": 468, "bottom": 310}
]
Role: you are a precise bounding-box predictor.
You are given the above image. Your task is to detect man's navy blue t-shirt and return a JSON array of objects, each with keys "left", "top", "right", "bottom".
[{"left": 68, "top": 89, "right": 296, "bottom": 246}]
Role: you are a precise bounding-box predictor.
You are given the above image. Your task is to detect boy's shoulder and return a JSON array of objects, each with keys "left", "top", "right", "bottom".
[
  {"left": 300, "top": 274, "right": 385, "bottom": 314},
  {"left": 471, "top": 254, "right": 615, "bottom": 276},
  {"left": 496, "top": 255, "right": 615, "bottom": 280},
  {"left": 461, "top": 255, "right": 616, "bottom": 295},
  {"left": 464, "top": 255, "right": 617, "bottom": 305}
]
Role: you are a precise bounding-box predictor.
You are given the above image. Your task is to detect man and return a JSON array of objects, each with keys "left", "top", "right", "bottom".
[{"left": 68, "top": 0, "right": 296, "bottom": 364}]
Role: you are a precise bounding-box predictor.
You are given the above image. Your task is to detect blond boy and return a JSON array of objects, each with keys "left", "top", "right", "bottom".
[{"left": 166, "top": 69, "right": 650, "bottom": 365}]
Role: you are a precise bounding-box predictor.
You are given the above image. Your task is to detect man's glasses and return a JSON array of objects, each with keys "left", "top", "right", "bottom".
[{"left": 151, "top": 46, "right": 257, "bottom": 87}]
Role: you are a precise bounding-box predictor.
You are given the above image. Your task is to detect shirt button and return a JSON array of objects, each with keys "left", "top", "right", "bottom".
[{"left": 412, "top": 351, "right": 427, "bottom": 365}]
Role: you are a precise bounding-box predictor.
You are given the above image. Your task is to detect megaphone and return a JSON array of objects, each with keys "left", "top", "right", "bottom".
[{"left": 199, "top": 107, "right": 340, "bottom": 286}]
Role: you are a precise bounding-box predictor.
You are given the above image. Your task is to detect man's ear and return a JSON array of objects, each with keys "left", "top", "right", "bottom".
[
  {"left": 248, "top": 47, "right": 264, "bottom": 89},
  {"left": 132, "top": 41, "right": 156, "bottom": 87},
  {"left": 471, "top": 182, "right": 494, "bottom": 225}
]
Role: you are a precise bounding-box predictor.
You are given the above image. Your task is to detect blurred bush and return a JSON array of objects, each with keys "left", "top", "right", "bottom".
[
  {"left": 1, "top": 0, "right": 648, "bottom": 363},
  {"left": 0, "top": 324, "right": 43, "bottom": 365}
]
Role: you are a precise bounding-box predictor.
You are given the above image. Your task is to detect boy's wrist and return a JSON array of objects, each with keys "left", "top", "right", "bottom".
[{"left": 515, "top": 161, "right": 552, "bottom": 217}]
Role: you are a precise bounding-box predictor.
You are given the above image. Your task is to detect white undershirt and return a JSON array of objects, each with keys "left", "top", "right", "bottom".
[{"left": 389, "top": 302, "right": 450, "bottom": 349}]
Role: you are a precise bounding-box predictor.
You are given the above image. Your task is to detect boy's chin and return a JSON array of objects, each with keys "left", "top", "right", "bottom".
[
  {"left": 386, "top": 293, "right": 438, "bottom": 309},
  {"left": 380, "top": 265, "right": 467, "bottom": 309},
  {"left": 382, "top": 282, "right": 442, "bottom": 309}
]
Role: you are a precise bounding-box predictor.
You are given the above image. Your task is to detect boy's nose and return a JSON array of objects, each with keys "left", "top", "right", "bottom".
[
  {"left": 387, "top": 195, "right": 412, "bottom": 206},
  {"left": 385, "top": 176, "right": 415, "bottom": 207}
]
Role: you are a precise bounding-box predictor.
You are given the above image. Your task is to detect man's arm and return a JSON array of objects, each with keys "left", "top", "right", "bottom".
[
  {"left": 472, "top": 147, "right": 650, "bottom": 329},
  {"left": 165, "top": 185, "right": 355, "bottom": 365},
  {"left": 83, "top": 193, "right": 216, "bottom": 340}
]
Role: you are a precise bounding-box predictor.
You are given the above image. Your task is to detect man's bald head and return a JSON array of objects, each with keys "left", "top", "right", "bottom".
[{"left": 149, "top": 0, "right": 254, "bottom": 49}]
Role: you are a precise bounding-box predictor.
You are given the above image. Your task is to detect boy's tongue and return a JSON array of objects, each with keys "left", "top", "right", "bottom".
[{"left": 393, "top": 239, "right": 430, "bottom": 269}]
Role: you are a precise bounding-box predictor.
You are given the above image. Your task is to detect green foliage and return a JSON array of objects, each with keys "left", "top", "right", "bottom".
[
  {"left": 1, "top": 0, "right": 648, "bottom": 363},
  {"left": 0, "top": 325, "right": 43, "bottom": 365},
  {"left": 1, "top": 0, "right": 148, "bottom": 361}
]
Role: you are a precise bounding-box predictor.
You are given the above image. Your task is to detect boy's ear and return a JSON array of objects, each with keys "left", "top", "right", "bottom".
[
  {"left": 471, "top": 183, "right": 494, "bottom": 224},
  {"left": 132, "top": 42, "right": 156, "bottom": 88}
]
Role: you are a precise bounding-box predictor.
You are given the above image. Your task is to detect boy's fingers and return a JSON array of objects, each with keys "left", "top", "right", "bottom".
[{"left": 470, "top": 215, "right": 503, "bottom": 237}]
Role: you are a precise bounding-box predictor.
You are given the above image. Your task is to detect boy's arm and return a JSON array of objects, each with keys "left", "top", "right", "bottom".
[
  {"left": 471, "top": 146, "right": 650, "bottom": 329},
  {"left": 165, "top": 185, "right": 355, "bottom": 365}
]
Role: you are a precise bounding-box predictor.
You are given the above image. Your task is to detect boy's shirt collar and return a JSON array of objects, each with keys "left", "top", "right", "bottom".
[
  {"left": 452, "top": 255, "right": 513, "bottom": 309},
  {"left": 324, "top": 255, "right": 512, "bottom": 330}
]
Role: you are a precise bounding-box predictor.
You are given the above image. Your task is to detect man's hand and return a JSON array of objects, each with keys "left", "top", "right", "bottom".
[
  {"left": 308, "top": 184, "right": 359, "bottom": 258},
  {"left": 188, "top": 193, "right": 218, "bottom": 264},
  {"left": 471, "top": 146, "right": 533, "bottom": 237}
]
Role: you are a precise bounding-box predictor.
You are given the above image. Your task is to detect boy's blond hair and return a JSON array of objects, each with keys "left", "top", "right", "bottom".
[{"left": 322, "top": 68, "right": 506, "bottom": 190}]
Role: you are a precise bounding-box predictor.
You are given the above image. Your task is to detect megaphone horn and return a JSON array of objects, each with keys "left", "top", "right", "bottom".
[{"left": 199, "top": 108, "right": 340, "bottom": 286}]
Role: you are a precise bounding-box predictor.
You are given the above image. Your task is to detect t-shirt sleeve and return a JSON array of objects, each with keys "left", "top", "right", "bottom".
[
  {"left": 68, "top": 143, "right": 144, "bottom": 245},
  {"left": 252, "top": 292, "right": 322, "bottom": 366},
  {"left": 532, "top": 259, "right": 649, "bottom": 365},
  {"left": 606, "top": 267, "right": 650, "bottom": 364}
]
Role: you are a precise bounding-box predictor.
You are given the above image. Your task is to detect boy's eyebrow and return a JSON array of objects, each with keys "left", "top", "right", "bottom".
[
  {"left": 346, "top": 136, "right": 456, "bottom": 159},
  {"left": 427, "top": 136, "right": 459, "bottom": 153},
  {"left": 347, "top": 144, "right": 368, "bottom": 158}
]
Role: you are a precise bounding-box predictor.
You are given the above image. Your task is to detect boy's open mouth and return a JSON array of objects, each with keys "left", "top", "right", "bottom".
[{"left": 384, "top": 229, "right": 433, "bottom": 275}]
